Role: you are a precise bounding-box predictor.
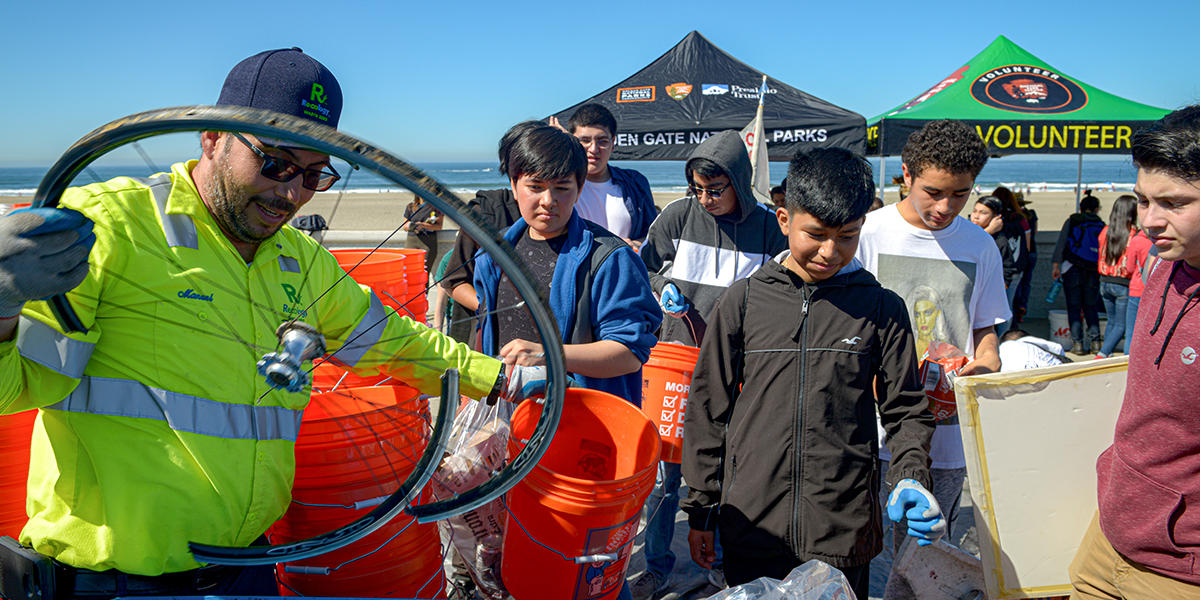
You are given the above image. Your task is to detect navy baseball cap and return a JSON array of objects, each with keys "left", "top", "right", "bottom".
[{"left": 217, "top": 48, "right": 342, "bottom": 129}]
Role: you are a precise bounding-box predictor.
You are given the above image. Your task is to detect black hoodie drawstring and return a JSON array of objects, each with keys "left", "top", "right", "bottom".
[
  {"left": 1149, "top": 261, "right": 1200, "bottom": 365},
  {"left": 1148, "top": 261, "right": 1177, "bottom": 336}
]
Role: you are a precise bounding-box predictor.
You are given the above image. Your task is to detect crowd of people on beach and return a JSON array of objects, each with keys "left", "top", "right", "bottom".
[{"left": 1, "top": 46, "right": 1198, "bottom": 600}]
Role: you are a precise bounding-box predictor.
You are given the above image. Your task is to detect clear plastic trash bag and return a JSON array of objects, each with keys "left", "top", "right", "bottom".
[{"left": 704, "top": 560, "right": 856, "bottom": 600}]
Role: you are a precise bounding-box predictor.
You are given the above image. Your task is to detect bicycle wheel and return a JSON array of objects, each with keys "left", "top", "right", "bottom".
[{"left": 29, "top": 105, "right": 566, "bottom": 566}]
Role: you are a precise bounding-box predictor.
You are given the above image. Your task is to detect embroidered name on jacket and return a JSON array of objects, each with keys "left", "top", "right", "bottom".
[{"left": 177, "top": 289, "right": 214, "bottom": 302}]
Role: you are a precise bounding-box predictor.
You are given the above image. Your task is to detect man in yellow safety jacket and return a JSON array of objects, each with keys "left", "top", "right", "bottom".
[{"left": 0, "top": 48, "right": 535, "bottom": 598}]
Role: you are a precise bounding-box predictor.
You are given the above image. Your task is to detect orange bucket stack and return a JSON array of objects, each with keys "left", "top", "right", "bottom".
[
  {"left": 328, "top": 248, "right": 427, "bottom": 324},
  {"left": 503, "top": 389, "right": 660, "bottom": 600},
  {"left": 0, "top": 410, "right": 36, "bottom": 539},
  {"left": 271, "top": 386, "right": 443, "bottom": 598}
]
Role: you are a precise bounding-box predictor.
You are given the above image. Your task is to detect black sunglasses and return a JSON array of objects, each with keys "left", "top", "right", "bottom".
[
  {"left": 230, "top": 132, "right": 340, "bottom": 192},
  {"left": 688, "top": 183, "right": 729, "bottom": 199}
]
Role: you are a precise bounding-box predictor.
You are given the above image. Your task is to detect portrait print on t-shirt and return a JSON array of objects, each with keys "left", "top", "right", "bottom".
[{"left": 876, "top": 254, "right": 976, "bottom": 358}]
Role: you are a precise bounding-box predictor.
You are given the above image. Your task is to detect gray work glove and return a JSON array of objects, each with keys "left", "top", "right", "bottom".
[{"left": 0, "top": 207, "right": 95, "bottom": 317}]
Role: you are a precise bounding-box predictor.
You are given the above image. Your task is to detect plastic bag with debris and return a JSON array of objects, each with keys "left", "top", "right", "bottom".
[
  {"left": 704, "top": 560, "right": 856, "bottom": 600},
  {"left": 431, "top": 396, "right": 515, "bottom": 599}
]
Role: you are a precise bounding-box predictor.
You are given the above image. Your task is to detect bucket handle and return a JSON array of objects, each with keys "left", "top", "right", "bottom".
[{"left": 500, "top": 496, "right": 636, "bottom": 564}]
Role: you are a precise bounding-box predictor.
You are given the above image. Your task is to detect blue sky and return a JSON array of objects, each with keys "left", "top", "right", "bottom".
[{"left": 4, "top": 0, "right": 1197, "bottom": 166}]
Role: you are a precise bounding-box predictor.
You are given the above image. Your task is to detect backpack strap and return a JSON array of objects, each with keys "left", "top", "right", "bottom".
[{"left": 569, "top": 223, "right": 630, "bottom": 345}]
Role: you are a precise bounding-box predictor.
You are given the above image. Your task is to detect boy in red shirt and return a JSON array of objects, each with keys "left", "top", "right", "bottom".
[{"left": 1069, "top": 104, "right": 1200, "bottom": 599}]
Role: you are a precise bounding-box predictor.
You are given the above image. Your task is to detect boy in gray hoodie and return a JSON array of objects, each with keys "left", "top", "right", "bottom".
[{"left": 633, "top": 130, "right": 787, "bottom": 597}]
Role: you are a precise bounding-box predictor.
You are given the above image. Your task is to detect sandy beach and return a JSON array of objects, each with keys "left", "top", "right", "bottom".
[{"left": 0, "top": 188, "right": 1113, "bottom": 235}]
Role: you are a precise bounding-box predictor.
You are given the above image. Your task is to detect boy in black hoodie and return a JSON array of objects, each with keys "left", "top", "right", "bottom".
[{"left": 681, "top": 149, "right": 940, "bottom": 599}]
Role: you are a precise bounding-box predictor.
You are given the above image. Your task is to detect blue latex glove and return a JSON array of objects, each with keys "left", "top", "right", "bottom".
[
  {"left": 659, "top": 282, "right": 689, "bottom": 317},
  {"left": 887, "top": 479, "right": 946, "bottom": 546},
  {"left": 503, "top": 365, "right": 549, "bottom": 403},
  {"left": 0, "top": 207, "right": 95, "bottom": 317},
  {"left": 500, "top": 365, "right": 579, "bottom": 403}
]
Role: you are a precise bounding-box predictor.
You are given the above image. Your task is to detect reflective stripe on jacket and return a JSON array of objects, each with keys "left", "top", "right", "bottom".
[{"left": 0, "top": 161, "right": 500, "bottom": 575}]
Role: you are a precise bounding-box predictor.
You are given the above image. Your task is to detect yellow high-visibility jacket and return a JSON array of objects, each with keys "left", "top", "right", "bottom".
[{"left": 0, "top": 161, "right": 501, "bottom": 575}]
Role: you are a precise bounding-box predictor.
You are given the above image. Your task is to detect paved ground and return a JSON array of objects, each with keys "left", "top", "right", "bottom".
[{"left": 623, "top": 476, "right": 981, "bottom": 600}]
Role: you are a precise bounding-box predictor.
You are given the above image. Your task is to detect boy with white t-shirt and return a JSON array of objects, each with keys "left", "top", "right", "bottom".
[
  {"left": 855, "top": 120, "right": 1009, "bottom": 553},
  {"left": 564, "top": 104, "right": 657, "bottom": 248}
]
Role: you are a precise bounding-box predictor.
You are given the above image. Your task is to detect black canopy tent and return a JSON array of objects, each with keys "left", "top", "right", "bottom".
[{"left": 549, "top": 31, "right": 866, "bottom": 160}]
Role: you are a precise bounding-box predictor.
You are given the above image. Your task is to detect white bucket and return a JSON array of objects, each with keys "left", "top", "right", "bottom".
[
  {"left": 1048, "top": 310, "right": 1072, "bottom": 348},
  {"left": 1048, "top": 309, "right": 1108, "bottom": 352}
]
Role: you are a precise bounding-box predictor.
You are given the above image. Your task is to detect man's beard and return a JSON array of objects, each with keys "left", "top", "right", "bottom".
[{"left": 204, "top": 161, "right": 292, "bottom": 244}]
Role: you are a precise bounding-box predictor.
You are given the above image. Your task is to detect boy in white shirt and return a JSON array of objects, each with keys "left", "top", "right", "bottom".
[
  {"left": 855, "top": 120, "right": 1009, "bottom": 553},
  {"left": 563, "top": 104, "right": 656, "bottom": 249}
]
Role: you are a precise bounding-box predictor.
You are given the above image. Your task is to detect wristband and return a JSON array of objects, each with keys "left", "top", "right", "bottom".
[{"left": 486, "top": 369, "right": 506, "bottom": 405}]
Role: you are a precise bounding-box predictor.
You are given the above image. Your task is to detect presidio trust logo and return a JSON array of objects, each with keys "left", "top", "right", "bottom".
[{"left": 301, "top": 82, "right": 332, "bottom": 122}]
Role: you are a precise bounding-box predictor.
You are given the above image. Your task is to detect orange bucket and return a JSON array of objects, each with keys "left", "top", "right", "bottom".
[
  {"left": 330, "top": 248, "right": 415, "bottom": 319},
  {"left": 0, "top": 410, "right": 36, "bottom": 539},
  {"left": 309, "top": 359, "right": 393, "bottom": 392},
  {"left": 640, "top": 342, "right": 700, "bottom": 464},
  {"left": 271, "top": 386, "right": 443, "bottom": 598},
  {"left": 396, "top": 248, "right": 430, "bottom": 322},
  {"left": 502, "top": 389, "right": 660, "bottom": 600},
  {"left": 356, "top": 248, "right": 429, "bottom": 323}
]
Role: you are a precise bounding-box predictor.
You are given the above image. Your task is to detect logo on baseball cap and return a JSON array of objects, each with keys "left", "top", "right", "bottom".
[{"left": 217, "top": 48, "right": 343, "bottom": 129}]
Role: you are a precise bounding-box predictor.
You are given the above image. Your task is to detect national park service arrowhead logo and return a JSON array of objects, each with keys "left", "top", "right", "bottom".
[
  {"left": 970, "top": 64, "right": 1088, "bottom": 114},
  {"left": 665, "top": 83, "right": 693, "bottom": 101}
]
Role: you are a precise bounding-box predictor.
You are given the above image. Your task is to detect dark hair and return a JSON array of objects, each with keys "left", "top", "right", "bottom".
[
  {"left": 901, "top": 119, "right": 988, "bottom": 179},
  {"left": 566, "top": 103, "right": 617, "bottom": 137},
  {"left": 1132, "top": 104, "right": 1200, "bottom": 182},
  {"left": 1103, "top": 194, "right": 1138, "bottom": 266},
  {"left": 1000, "top": 328, "right": 1028, "bottom": 343},
  {"left": 992, "top": 185, "right": 1026, "bottom": 220},
  {"left": 770, "top": 185, "right": 785, "bottom": 196},
  {"left": 498, "top": 120, "right": 543, "bottom": 176},
  {"left": 504, "top": 123, "right": 587, "bottom": 187},
  {"left": 1080, "top": 194, "right": 1100, "bottom": 213},
  {"left": 975, "top": 195, "right": 1003, "bottom": 216},
  {"left": 784, "top": 148, "right": 875, "bottom": 227},
  {"left": 685, "top": 157, "right": 727, "bottom": 184}
]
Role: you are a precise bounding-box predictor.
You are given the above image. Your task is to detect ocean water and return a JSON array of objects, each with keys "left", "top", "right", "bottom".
[{"left": 0, "top": 155, "right": 1137, "bottom": 197}]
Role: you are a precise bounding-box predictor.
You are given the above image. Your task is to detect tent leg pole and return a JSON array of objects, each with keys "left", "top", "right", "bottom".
[
  {"left": 879, "top": 155, "right": 888, "bottom": 204},
  {"left": 1075, "top": 154, "right": 1083, "bottom": 213}
]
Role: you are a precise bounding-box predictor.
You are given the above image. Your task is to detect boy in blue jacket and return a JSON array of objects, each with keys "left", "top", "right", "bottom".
[{"left": 473, "top": 122, "right": 661, "bottom": 405}]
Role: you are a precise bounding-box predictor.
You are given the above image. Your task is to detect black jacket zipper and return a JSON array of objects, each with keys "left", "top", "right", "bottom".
[{"left": 789, "top": 284, "right": 811, "bottom": 554}]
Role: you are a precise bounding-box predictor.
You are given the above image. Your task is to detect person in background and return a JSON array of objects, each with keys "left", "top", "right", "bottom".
[
  {"left": 1011, "top": 190, "right": 1040, "bottom": 327},
  {"left": 998, "top": 328, "right": 1066, "bottom": 371},
  {"left": 1052, "top": 194, "right": 1105, "bottom": 354},
  {"left": 1124, "top": 224, "right": 1154, "bottom": 354},
  {"left": 870, "top": 195, "right": 885, "bottom": 212},
  {"left": 633, "top": 130, "right": 787, "bottom": 598},
  {"left": 682, "top": 148, "right": 937, "bottom": 600},
  {"left": 1095, "top": 195, "right": 1139, "bottom": 358},
  {"left": 403, "top": 194, "right": 444, "bottom": 274},
  {"left": 770, "top": 184, "right": 786, "bottom": 209},
  {"left": 993, "top": 186, "right": 1034, "bottom": 325},
  {"left": 552, "top": 104, "right": 656, "bottom": 249},
  {"left": 1069, "top": 103, "right": 1200, "bottom": 600},
  {"left": 969, "top": 195, "right": 1026, "bottom": 336}
]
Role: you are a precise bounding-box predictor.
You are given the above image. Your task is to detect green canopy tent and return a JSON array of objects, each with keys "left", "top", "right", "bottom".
[{"left": 866, "top": 35, "right": 1169, "bottom": 207}]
